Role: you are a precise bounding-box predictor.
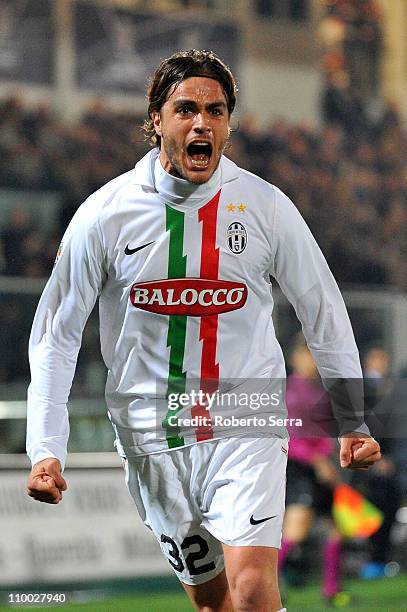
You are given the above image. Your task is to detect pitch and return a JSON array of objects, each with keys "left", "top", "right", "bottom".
[{"left": 1, "top": 575, "right": 407, "bottom": 611}]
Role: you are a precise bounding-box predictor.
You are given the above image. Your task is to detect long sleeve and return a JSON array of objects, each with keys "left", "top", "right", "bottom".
[
  {"left": 269, "top": 187, "right": 368, "bottom": 436},
  {"left": 26, "top": 201, "right": 106, "bottom": 470}
]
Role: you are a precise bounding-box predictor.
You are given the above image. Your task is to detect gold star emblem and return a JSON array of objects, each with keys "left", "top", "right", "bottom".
[
  {"left": 227, "top": 204, "right": 236, "bottom": 212},
  {"left": 238, "top": 204, "right": 247, "bottom": 212}
]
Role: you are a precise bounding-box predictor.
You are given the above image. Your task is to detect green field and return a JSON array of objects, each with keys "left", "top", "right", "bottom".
[{"left": 1, "top": 575, "right": 407, "bottom": 612}]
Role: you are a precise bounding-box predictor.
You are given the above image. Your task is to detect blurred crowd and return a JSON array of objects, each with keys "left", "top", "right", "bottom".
[
  {"left": 0, "top": 97, "right": 147, "bottom": 277},
  {"left": 1, "top": 91, "right": 406, "bottom": 289},
  {"left": 321, "top": 0, "right": 382, "bottom": 97}
]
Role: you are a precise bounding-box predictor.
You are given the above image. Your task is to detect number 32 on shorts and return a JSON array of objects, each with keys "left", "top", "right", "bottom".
[{"left": 160, "top": 534, "right": 216, "bottom": 576}]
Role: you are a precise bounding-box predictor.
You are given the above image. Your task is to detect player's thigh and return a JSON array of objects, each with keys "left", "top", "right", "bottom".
[
  {"left": 223, "top": 545, "right": 279, "bottom": 584},
  {"left": 125, "top": 454, "right": 224, "bottom": 586},
  {"left": 202, "top": 437, "right": 287, "bottom": 548},
  {"left": 182, "top": 569, "right": 233, "bottom": 612}
]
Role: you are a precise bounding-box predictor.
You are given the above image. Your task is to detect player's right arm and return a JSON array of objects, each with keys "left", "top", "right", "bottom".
[{"left": 26, "top": 199, "right": 106, "bottom": 502}]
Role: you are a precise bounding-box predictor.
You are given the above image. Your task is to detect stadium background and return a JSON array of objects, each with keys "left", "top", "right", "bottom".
[{"left": 0, "top": 0, "right": 407, "bottom": 609}]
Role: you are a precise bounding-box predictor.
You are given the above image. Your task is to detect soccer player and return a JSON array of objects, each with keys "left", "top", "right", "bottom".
[{"left": 26, "top": 50, "right": 381, "bottom": 612}]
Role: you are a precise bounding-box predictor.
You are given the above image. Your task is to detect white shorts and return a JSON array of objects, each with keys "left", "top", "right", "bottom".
[{"left": 124, "top": 436, "right": 287, "bottom": 585}]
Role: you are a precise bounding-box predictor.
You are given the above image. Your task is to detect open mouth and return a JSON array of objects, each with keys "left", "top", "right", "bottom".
[{"left": 186, "top": 141, "right": 213, "bottom": 168}]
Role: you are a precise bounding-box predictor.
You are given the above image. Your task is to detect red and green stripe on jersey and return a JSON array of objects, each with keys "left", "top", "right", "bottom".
[{"left": 164, "top": 192, "right": 220, "bottom": 448}]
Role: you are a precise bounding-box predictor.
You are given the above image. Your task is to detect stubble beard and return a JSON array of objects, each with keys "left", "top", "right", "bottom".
[{"left": 162, "top": 138, "right": 226, "bottom": 185}]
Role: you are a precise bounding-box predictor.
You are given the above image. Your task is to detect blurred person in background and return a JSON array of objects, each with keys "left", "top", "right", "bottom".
[
  {"left": 352, "top": 346, "right": 402, "bottom": 580},
  {"left": 388, "top": 365, "right": 407, "bottom": 502},
  {"left": 0, "top": 207, "right": 54, "bottom": 278},
  {"left": 279, "top": 337, "right": 345, "bottom": 606},
  {"left": 0, "top": 297, "right": 30, "bottom": 384},
  {"left": 0, "top": 207, "right": 32, "bottom": 276},
  {"left": 25, "top": 49, "right": 380, "bottom": 612}
]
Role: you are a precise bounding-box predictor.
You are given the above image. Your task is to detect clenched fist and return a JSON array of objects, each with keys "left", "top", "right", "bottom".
[
  {"left": 339, "top": 435, "right": 381, "bottom": 471},
  {"left": 27, "top": 458, "right": 67, "bottom": 504}
]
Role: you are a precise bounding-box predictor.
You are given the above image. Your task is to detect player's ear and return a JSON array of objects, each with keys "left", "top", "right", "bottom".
[{"left": 151, "top": 111, "right": 162, "bottom": 137}]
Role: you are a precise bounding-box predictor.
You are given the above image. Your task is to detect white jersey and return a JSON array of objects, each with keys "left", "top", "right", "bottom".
[{"left": 26, "top": 149, "right": 362, "bottom": 469}]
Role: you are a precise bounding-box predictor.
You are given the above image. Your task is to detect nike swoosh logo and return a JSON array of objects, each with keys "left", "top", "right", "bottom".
[
  {"left": 124, "top": 241, "right": 154, "bottom": 255},
  {"left": 250, "top": 514, "right": 278, "bottom": 525}
]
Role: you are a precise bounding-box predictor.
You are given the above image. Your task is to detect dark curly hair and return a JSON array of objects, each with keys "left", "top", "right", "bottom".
[{"left": 143, "top": 49, "right": 238, "bottom": 147}]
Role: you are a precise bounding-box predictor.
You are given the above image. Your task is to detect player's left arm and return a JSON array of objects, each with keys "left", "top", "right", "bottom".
[{"left": 268, "top": 187, "right": 381, "bottom": 469}]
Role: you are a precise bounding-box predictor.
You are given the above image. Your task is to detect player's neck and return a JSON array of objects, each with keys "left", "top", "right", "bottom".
[{"left": 154, "top": 155, "right": 221, "bottom": 206}]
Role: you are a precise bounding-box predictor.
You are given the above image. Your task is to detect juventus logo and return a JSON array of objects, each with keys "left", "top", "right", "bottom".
[{"left": 226, "top": 222, "right": 247, "bottom": 254}]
